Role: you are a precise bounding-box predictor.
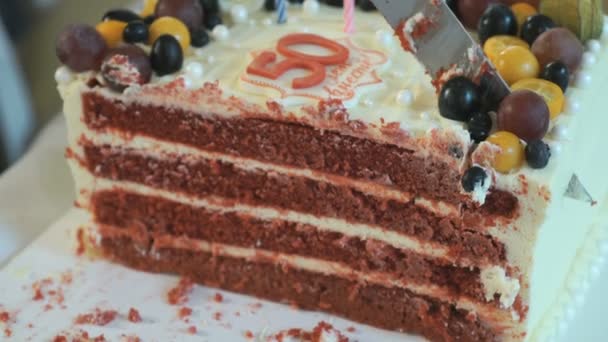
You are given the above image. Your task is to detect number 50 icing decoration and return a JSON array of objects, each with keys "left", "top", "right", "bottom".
[{"left": 246, "top": 33, "right": 350, "bottom": 89}]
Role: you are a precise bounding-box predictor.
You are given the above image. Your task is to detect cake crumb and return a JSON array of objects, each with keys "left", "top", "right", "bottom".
[
  {"left": 167, "top": 278, "right": 194, "bottom": 305},
  {"left": 213, "top": 292, "right": 224, "bottom": 303},
  {"left": 346, "top": 326, "right": 356, "bottom": 333},
  {"left": 121, "top": 334, "right": 142, "bottom": 342},
  {"left": 213, "top": 312, "right": 222, "bottom": 321},
  {"left": 0, "top": 311, "right": 9, "bottom": 322},
  {"left": 245, "top": 330, "right": 254, "bottom": 339},
  {"left": 76, "top": 227, "right": 86, "bottom": 256},
  {"left": 268, "top": 322, "right": 349, "bottom": 342},
  {"left": 74, "top": 309, "right": 118, "bottom": 326},
  {"left": 187, "top": 326, "right": 197, "bottom": 334},
  {"left": 128, "top": 308, "right": 142, "bottom": 323},
  {"left": 4, "top": 328, "right": 12, "bottom": 337},
  {"left": 178, "top": 306, "right": 192, "bottom": 319}
]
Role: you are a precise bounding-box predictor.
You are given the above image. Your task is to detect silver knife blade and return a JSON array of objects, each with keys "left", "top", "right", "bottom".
[{"left": 370, "top": 0, "right": 509, "bottom": 98}]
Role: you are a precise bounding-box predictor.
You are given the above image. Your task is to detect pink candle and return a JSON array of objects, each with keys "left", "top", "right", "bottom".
[{"left": 344, "top": 0, "right": 355, "bottom": 33}]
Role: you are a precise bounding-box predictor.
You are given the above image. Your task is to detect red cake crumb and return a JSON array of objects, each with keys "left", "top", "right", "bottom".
[
  {"left": 54, "top": 330, "right": 106, "bottom": 342},
  {"left": 4, "top": 328, "right": 12, "bottom": 337},
  {"left": 53, "top": 336, "right": 68, "bottom": 342},
  {"left": 213, "top": 312, "right": 222, "bottom": 321},
  {"left": 74, "top": 309, "right": 118, "bottom": 326},
  {"left": 121, "top": 335, "right": 141, "bottom": 342},
  {"left": 346, "top": 326, "right": 356, "bottom": 333},
  {"left": 76, "top": 227, "right": 86, "bottom": 256},
  {"left": 187, "top": 326, "right": 197, "bottom": 334},
  {"left": 311, "top": 322, "right": 349, "bottom": 342},
  {"left": 0, "top": 311, "right": 9, "bottom": 322},
  {"left": 213, "top": 293, "right": 224, "bottom": 303},
  {"left": 167, "top": 278, "right": 194, "bottom": 305},
  {"left": 128, "top": 308, "right": 142, "bottom": 323},
  {"left": 178, "top": 307, "right": 192, "bottom": 319},
  {"left": 245, "top": 330, "right": 254, "bottom": 339},
  {"left": 269, "top": 322, "right": 349, "bottom": 342}
]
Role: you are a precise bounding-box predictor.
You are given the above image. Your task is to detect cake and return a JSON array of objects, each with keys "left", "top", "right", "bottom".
[{"left": 55, "top": 0, "right": 608, "bottom": 341}]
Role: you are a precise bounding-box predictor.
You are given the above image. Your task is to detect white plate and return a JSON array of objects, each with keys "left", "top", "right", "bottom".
[{"left": 0, "top": 209, "right": 424, "bottom": 341}]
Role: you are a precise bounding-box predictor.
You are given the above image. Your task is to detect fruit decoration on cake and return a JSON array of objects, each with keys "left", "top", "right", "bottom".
[{"left": 440, "top": 0, "right": 599, "bottom": 177}]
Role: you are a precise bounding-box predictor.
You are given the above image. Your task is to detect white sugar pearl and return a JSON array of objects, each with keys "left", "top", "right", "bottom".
[
  {"left": 576, "top": 72, "right": 592, "bottom": 88},
  {"left": 212, "top": 25, "right": 230, "bottom": 41},
  {"left": 303, "top": 0, "right": 320, "bottom": 15},
  {"left": 419, "top": 111, "right": 431, "bottom": 120},
  {"left": 180, "top": 76, "right": 194, "bottom": 89},
  {"left": 231, "top": 5, "right": 248, "bottom": 23},
  {"left": 587, "top": 39, "right": 601, "bottom": 53},
  {"left": 396, "top": 89, "right": 413, "bottom": 106},
  {"left": 582, "top": 52, "right": 597, "bottom": 67},
  {"left": 375, "top": 29, "right": 393, "bottom": 46},
  {"left": 185, "top": 62, "right": 204, "bottom": 79},
  {"left": 54, "top": 66, "right": 74, "bottom": 84},
  {"left": 361, "top": 98, "right": 374, "bottom": 107},
  {"left": 550, "top": 142, "right": 563, "bottom": 155},
  {"left": 552, "top": 124, "right": 569, "bottom": 140},
  {"left": 262, "top": 17, "right": 273, "bottom": 26},
  {"left": 565, "top": 96, "right": 581, "bottom": 113}
]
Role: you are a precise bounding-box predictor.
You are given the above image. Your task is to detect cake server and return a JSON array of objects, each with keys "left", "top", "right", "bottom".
[{"left": 370, "top": 0, "right": 510, "bottom": 99}]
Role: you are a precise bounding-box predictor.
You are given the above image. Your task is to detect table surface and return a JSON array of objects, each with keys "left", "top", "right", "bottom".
[{"left": 0, "top": 115, "right": 607, "bottom": 341}]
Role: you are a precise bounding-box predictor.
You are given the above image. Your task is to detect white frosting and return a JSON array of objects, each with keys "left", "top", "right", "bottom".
[
  {"left": 54, "top": 66, "right": 74, "bottom": 85},
  {"left": 480, "top": 266, "right": 521, "bottom": 309},
  {"left": 230, "top": 4, "right": 249, "bottom": 23}
]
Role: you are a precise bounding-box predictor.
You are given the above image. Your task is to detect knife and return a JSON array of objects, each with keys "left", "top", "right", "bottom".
[{"left": 370, "top": 0, "right": 510, "bottom": 99}]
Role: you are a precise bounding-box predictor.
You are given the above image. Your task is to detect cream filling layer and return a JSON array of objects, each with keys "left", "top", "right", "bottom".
[
  {"left": 80, "top": 129, "right": 463, "bottom": 217},
  {"left": 98, "top": 224, "right": 516, "bottom": 326}
]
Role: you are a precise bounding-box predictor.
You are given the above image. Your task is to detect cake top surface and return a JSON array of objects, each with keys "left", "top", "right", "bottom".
[{"left": 55, "top": 0, "right": 608, "bottom": 205}]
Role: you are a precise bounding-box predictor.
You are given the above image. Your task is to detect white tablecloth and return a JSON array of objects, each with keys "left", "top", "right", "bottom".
[{"left": 0, "top": 116, "right": 606, "bottom": 340}]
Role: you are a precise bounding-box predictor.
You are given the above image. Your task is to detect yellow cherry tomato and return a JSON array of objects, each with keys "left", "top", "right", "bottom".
[
  {"left": 141, "top": 0, "right": 158, "bottom": 17},
  {"left": 149, "top": 16, "right": 191, "bottom": 53},
  {"left": 511, "top": 78, "right": 565, "bottom": 119},
  {"left": 483, "top": 35, "right": 529, "bottom": 65},
  {"left": 487, "top": 131, "right": 524, "bottom": 174},
  {"left": 495, "top": 45, "right": 540, "bottom": 85},
  {"left": 511, "top": 3, "right": 537, "bottom": 33},
  {"left": 96, "top": 20, "right": 127, "bottom": 48}
]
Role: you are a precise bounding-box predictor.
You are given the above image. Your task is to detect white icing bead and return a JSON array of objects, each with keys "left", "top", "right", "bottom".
[
  {"left": 582, "top": 52, "right": 597, "bottom": 67},
  {"left": 212, "top": 25, "right": 230, "bottom": 41},
  {"left": 590, "top": 264, "right": 601, "bottom": 279},
  {"left": 194, "top": 48, "right": 206, "bottom": 57},
  {"left": 185, "top": 61, "right": 204, "bottom": 79},
  {"left": 565, "top": 96, "right": 580, "bottom": 113},
  {"left": 180, "top": 76, "right": 194, "bottom": 89},
  {"left": 552, "top": 124, "right": 569, "bottom": 140},
  {"left": 574, "top": 292, "right": 586, "bottom": 307},
  {"left": 587, "top": 39, "right": 601, "bottom": 53},
  {"left": 361, "top": 98, "right": 374, "bottom": 107},
  {"left": 207, "top": 55, "right": 216, "bottom": 64},
  {"left": 419, "top": 111, "right": 431, "bottom": 120},
  {"left": 575, "top": 72, "right": 592, "bottom": 88},
  {"left": 396, "top": 89, "right": 413, "bottom": 106},
  {"left": 564, "top": 306, "right": 576, "bottom": 321},
  {"left": 262, "top": 17, "right": 273, "bottom": 26},
  {"left": 375, "top": 29, "right": 393, "bottom": 46},
  {"left": 54, "top": 66, "right": 74, "bottom": 84},
  {"left": 231, "top": 4, "right": 248, "bottom": 23},
  {"left": 303, "top": 0, "right": 320, "bottom": 15},
  {"left": 550, "top": 142, "right": 563, "bottom": 155}
]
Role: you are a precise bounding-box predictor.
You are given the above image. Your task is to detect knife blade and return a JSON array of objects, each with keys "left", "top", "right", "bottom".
[{"left": 370, "top": 0, "right": 510, "bottom": 99}]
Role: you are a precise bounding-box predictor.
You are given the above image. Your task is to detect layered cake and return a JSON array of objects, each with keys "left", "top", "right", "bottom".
[{"left": 55, "top": 0, "right": 608, "bottom": 341}]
